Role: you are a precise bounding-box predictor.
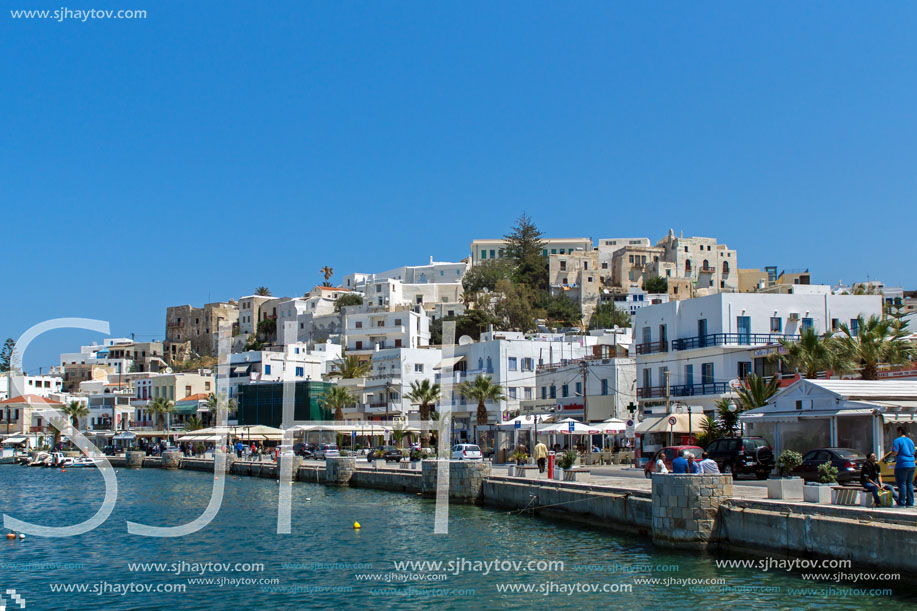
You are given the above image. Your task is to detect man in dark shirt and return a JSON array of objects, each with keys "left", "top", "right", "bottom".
[{"left": 861, "top": 452, "right": 898, "bottom": 506}]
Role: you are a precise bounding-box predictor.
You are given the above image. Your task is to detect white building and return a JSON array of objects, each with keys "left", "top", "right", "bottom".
[
  {"left": 534, "top": 348, "right": 636, "bottom": 423},
  {"left": 227, "top": 342, "right": 342, "bottom": 400},
  {"left": 1, "top": 373, "right": 64, "bottom": 401},
  {"left": 634, "top": 293, "right": 884, "bottom": 415},
  {"left": 342, "top": 307, "right": 431, "bottom": 357},
  {"left": 599, "top": 287, "right": 669, "bottom": 317},
  {"left": 597, "top": 237, "right": 652, "bottom": 279},
  {"left": 339, "top": 347, "right": 443, "bottom": 422},
  {"left": 470, "top": 238, "right": 593, "bottom": 266},
  {"left": 342, "top": 259, "right": 468, "bottom": 318}
]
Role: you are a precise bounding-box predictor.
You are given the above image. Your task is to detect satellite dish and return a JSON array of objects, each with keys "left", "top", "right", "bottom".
[{"left": 458, "top": 335, "right": 473, "bottom": 345}]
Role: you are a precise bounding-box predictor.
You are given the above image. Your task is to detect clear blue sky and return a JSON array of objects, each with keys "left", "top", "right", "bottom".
[{"left": 3, "top": 2, "right": 916, "bottom": 371}]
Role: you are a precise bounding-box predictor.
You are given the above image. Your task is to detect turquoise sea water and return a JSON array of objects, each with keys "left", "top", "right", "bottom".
[{"left": 0, "top": 466, "right": 914, "bottom": 610}]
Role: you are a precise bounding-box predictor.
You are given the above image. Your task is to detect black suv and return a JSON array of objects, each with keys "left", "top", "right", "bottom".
[
  {"left": 293, "top": 443, "right": 314, "bottom": 458},
  {"left": 705, "top": 437, "right": 775, "bottom": 480}
]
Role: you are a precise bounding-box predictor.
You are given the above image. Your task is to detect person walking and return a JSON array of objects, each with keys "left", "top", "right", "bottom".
[
  {"left": 891, "top": 427, "right": 915, "bottom": 507},
  {"left": 534, "top": 441, "right": 548, "bottom": 473},
  {"left": 861, "top": 452, "right": 897, "bottom": 507},
  {"left": 698, "top": 451, "right": 720, "bottom": 474}
]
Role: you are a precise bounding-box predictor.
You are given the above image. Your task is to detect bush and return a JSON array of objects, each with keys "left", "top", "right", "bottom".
[
  {"left": 511, "top": 449, "right": 529, "bottom": 465},
  {"left": 817, "top": 461, "right": 838, "bottom": 484},
  {"left": 556, "top": 450, "right": 578, "bottom": 469},
  {"left": 777, "top": 450, "right": 803, "bottom": 477}
]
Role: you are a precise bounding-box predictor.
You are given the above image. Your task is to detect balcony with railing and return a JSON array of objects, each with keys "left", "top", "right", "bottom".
[
  {"left": 670, "top": 333, "right": 799, "bottom": 352},
  {"left": 635, "top": 340, "right": 668, "bottom": 355},
  {"left": 637, "top": 382, "right": 730, "bottom": 399}
]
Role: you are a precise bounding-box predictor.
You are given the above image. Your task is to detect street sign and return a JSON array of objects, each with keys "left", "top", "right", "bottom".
[
  {"left": 668, "top": 416, "right": 677, "bottom": 426},
  {"left": 625, "top": 419, "right": 635, "bottom": 438},
  {"left": 514, "top": 421, "right": 521, "bottom": 429},
  {"left": 568, "top": 421, "right": 575, "bottom": 432}
]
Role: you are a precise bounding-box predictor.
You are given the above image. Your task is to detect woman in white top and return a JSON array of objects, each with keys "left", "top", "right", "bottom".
[{"left": 656, "top": 456, "right": 669, "bottom": 474}]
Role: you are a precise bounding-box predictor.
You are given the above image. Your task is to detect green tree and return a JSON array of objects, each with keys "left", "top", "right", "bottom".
[
  {"left": 318, "top": 386, "right": 356, "bottom": 421},
  {"left": 540, "top": 293, "right": 582, "bottom": 328},
  {"left": 462, "top": 259, "right": 515, "bottom": 295},
  {"left": 0, "top": 338, "right": 15, "bottom": 373},
  {"left": 327, "top": 355, "right": 371, "bottom": 379},
  {"left": 334, "top": 293, "right": 364, "bottom": 312},
  {"left": 62, "top": 400, "right": 89, "bottom": 430},
  {"left": 244, "top": 335, "right": 263, "bottom": 351},
  {"left": 320, "top": 266, "right": 334, "bottom": 287},
  {"left": 835, "top": 315, "right": 915, "bottom": 380},
  {"left": 458, "top": 375, "right": 505, "bottom": 450},
  {"left": 431, "top": 309, "right": 499, "bottom": 344},
  {"left": 406, "top": 379, "right": 441, "bottom": 447},
  {"left": 734, "top": 374, "right": 781, "bottom": 412},
  {"left": 589, "top": 303, "right": 631, "bottom": 329},
  {"left": 183, "top": 414, "right": 203, "bottom": 431},
  {"left": 773, "top": 328, "right": 843, "bottom": 379},
  {"left": 206, "top": 393, "right": 237, "bottom": 424},
  {"left": 254, "top": 286, "right": 272, "bottom": 296},
  {"left": 503, "top": 213, "right": 547, "bottom": 289},
  {"left": 643, "top": 276, "right": 668, "bottom": 293},
  {"left": 493, "top": 279, "right": 539, "bottom": 332},
  {"left": 696, "top": 415, "right": 724, "bottom": 448},
  {"left": 148, "top": 397, "right": 175, "bottom": 432}
]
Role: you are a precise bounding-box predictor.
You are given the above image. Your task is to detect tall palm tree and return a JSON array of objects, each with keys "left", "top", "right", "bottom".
[
  {"left": 206, "top": 393, "right": 236, "bottom": 426},
  {"left": 457, "top": 375, "right": 504, "bottom": 450},
  {"left": 327, "top": 355, "right": 372, "bottom": 379},
  {"left": 735, "top": 374, "right": 781, "bottom": 412},
  {"left": 254, "top": 286, "right": 272, "bottom": 296},
  {"left": 835, "top": 315, "right": 915, "bottom": 380},
  {"left": 318, "top": 386, "right": 356, "bottom": 421},
  {"left": 772, "top": 328, "right": 841, "bottom": 379},
  {"left": 406, "top": 379, "right": 441, "bottom": 447},
  {"left": 148, "top": 397, "right": 175, "bottom": 433},
  {"left": 320, "top": 266, "right": 334, "bottom": 287}
]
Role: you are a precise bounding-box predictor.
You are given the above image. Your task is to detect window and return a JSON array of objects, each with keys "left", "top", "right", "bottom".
[
  {"left": 550, "top": 385, "right": 556, "bottom": 399},
  {"left": 263, "top": 366, "right": 271, "bottom": 376},
  {"left": 601, "top": 379, "right": 608, "bottom": 395},
  {"left": 355, "top": 341, "right": 363, "bottom": 350},
  {"left": 541, "top": 387, "right": 547, "bottom": 399},
  {"left": 394, "top": 318, "right": 402, "bottom": 326},
  {"left": 801, "top": 317, "right": 814, "bottom": 332},
  {"left": 642, "top": 369, "right": 652, "bottom": 389},
  {"left": 204, "top": 381, "right": 211, "bottom": 391},
  {"left": 481, "top": 250, "right": 486, "bottom": 260},
  {"left": 522, "top": 357, "right": 534, "bottom": 371},
  {"left": 850, "top": 319, "right": 859, "bottom": 336},
  {"left": 642, "top": 327, "right": 652, "bottom": 345},
  {"left": 508, "top": 387, "right": 517, "bottom": 399},
  {"left": 770, "top": 317, "right": 782, "bottom": 333},
  {"left": 701, "top": 363, "right": 714, "bottom": 385},
  {"left": 685, "top": 260, "right": 691, "bottom": 273},
  {"left": 629, "top": 255, "right": 635, "bottom": 264},
  {"left": 737, "top": 361, "right": 751, "bottom": 379},
  {"left": 524, "top": 388, "right": 532, "bottom": 400},
  {"left": 416, "top": 295, "right": 423, "bottom": 304},
  {"left": 490, "top": 250, "right": 496, "bottom": 259},
  {"left": 295, "top": 367, "right": 304, "bottom": 377},
  {"left": 562, "top": 384, "right": 569, "bottom": 398},
  {"left": 560, "top": 261, "right": 567, "bottom": 271},
  {"left": 394, "top": 339, "right": 403, "bottom": 348},
  {"left": 486, "top": 357, "right": 493, "bottom": 373},
  {"left": 684, "top": 364, "right": 694, "bottom": 385},
  {"left": 508, "top": 357, "right": 518, "bottom": 371},
  {"left": 355, "top": 321, "right": 363, "bottom": 329},
  {"left": 377, "top": 320, "right": 385, "bottom": 327},
  {"left": 831, "top": 318, "right": 840, "bottom": 331},
  {"left": 414, "top": 364, "right": 424, "bottom": 373}
]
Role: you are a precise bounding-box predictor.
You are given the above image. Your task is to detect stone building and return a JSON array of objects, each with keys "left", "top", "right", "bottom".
[{"left": 164, "top": 301, "right": 239, "bottom": 362}]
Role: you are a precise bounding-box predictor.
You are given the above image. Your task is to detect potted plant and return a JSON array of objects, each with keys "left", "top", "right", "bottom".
[
  {"left": 554, "top": 450, "right": 577, "bottom": 480},
  {"left": 768, "top": 450, "right": 804, "bottom": 500},
  {"left": 803, "top": 461, "right": 837, "bottom": 503}
]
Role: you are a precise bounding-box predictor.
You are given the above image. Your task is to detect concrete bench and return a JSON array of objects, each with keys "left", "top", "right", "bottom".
[
  {"left": 833, "top": 485, "right": 893, "bottom": 507},
  {"left": 514, "top": 465, "right": 541, "bottom": 479},
  {"left": 561, "top": 467, "right": 592, "bottom": 483}
]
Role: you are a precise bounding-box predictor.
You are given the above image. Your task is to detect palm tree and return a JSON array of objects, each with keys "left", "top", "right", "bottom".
[
  {"left": 318, "top": 386, "right": 356, "bottom": 421},
  {"left": 734, "top": 374, "right": 781, "bottom": 412},
  {"left": 206, "top": 393, "right": 236, "bottom": 426},
  {"left": 62, "top": 400, "right": 89, "bottom": 431},
  {"left": 254, "top": 286, "right": 272, "bottom": 296},
  {"left": 406, "top": 379, "right": 441, "bottom": 447},
  {"left": 183, "top": 415, "right": 203, "bottom": 431},
  {"left": 327, "top": 355, "right": 372, "bottom": 379},
  {"left": 320, "top": 266, "right": 334, "bottom": 287},
  {"left": 457, "top": 375, "right": 505, "bottom": 450},
  {"left": 835, "top": 315, "right": 915, "bottom": 380},
  {"left": 772, "top": 328, "right": 840, "bottom": 379},
  {"left": 148, "top": 397, "right": 175, "bottom": 433}
]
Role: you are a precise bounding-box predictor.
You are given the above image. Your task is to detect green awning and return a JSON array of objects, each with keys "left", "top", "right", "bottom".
[{"left": 173, "top": 402, "right": 200, "bottom": 414}]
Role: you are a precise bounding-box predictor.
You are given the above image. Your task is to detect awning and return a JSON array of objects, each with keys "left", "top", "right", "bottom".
[
  {"left": 883, "top": 413, "right": 917, "bottom": 423},
  {"left": 113, "top": 431, "right": 137, "bottom": 441},
  {"left": 434, "top": 355, "right": 466, "bottom": 369},
  {"left": 1, "top": 437, "right": 27, "bottom": 445},
  {"left": 872, "top": 401, "right": 917, "bottom": 410},
  {"left": 231, "top": 364, "right": 252, "bottom": 376},
  {"left": 635, "top": 414, "right": 708, "bottom": 434},
  {"left": 173, "top": 403, "right": 201, "bottom": 415}
]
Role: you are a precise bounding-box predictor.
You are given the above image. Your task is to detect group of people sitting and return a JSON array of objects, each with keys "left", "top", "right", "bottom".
[{"left": 656, "top": 449, "right": 721, "bottom": 474}]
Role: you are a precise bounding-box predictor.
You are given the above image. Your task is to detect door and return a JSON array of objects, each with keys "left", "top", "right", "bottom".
[
  {"left": 737, "top": 316, "right": 751, "bottom": 344},
  {"left": 697, "top": 319, "right": 708, "bottom": 347}
]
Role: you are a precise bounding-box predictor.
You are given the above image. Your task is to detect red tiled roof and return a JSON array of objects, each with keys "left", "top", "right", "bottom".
[
  {"left": 181, "top": 393, "right": 211, "bottom": 401},
  {"left": 0, "top": 394, "right": 64, "bottom": 406}
]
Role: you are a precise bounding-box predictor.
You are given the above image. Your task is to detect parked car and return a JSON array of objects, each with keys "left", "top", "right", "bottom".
[
  {"left": 451, "top": 444, "right": 483, "bottom": 460},
  {"left": 793, "top": 448, "right": 865, "bottom": 484},
  {"left": 102, "top": 445, "right": 117, "bottom": 456},
  {"left": 367, "top": 446, "right": 404, "bottom": 462},
  {"left": 292, "top": 443, "right": 313, "bottom": 458},
  {"left": 705, "top": 437, "right": 775, "bottom": 480},
  {"left": 643, "top": 445, "right": 704, "bottom": 478},
  {"left": 878, "top": 451, "right": 917, "bottom": 481},
  {"left": 312, "top": 444, "right": 340, "bottom": 460}
]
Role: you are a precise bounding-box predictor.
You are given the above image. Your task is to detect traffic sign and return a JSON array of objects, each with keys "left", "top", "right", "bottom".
[
  {"left": 514, "top": 420, "right": 521, "bottom": 429},
  {"left": 568, "top": 421, "right": 575, "bottom": 432},
  {"left": 668, "top": 416, "right": 677, "bottom": 426}
]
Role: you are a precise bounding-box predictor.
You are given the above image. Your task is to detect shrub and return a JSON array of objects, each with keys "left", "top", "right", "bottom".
[
  {"left": 776, "top": 450, "right": 803, "bottom": 477},
  {"left": 817, "top": 461, "right": 838, "bottom": 484},
  {"left": 511, "top": 449, "right": 529, "bottom": 465},
  {"left": 556, "top": 450, "right": 578, "bottom": 469}
]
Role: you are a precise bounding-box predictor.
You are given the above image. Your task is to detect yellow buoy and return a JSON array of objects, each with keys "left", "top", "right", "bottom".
[
  {"left": 6, "top": 533, "right": 15, "bottom": 540},
  {"left": 353, "top": 522, "right": 361, "bottom": 529}
]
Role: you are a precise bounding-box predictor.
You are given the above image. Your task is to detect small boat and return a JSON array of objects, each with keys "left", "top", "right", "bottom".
[
  {"left": 26, "top": 452, "right": 51, "bottom": 467},
  {"left": 61, "top": 457, "right": 99, "bottom": 468}
]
